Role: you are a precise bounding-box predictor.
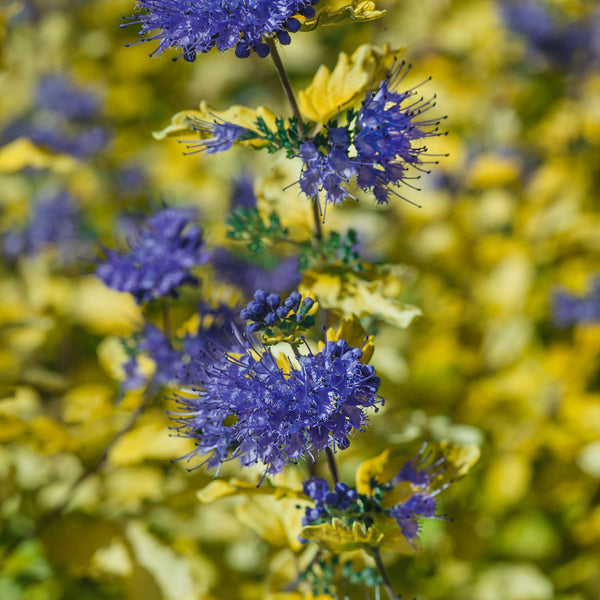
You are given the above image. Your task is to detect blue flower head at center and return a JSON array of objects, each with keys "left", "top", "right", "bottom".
[{"left": 172, "top": 334, "right": 382, "bottom": 476}]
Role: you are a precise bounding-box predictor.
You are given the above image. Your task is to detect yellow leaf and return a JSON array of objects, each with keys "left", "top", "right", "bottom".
[
  {"left": 323, "top": 313, "right": 374, "bottom": 363},
  {"left": 197, "top": 479, "right": 257, "bottom": 503},
  {"left": 105, "top": 466, "right": 165, "bottom": 509},
  {"left": 96, "top": 335, "right": 154, "bottom": 384},
  {"left": 126, "top": 522, "right": 196, "bottom": 600},
  {"left": 0, "top": 138, "right": 77, "bottom": 173},
  {"left": 62, "top": 383, "right": 114, "bottom": 425},
  {"left": 152, "top": 101, "right": 279, "bottom": 149},
  {"left": 298, "top": 44, "right": 404, "bottom": 124},
  {"left": 433, "top": 441, "right": 482, "bottom": 487},
  {"left": 301, "top": 517, "right": 383, "bottom": 551},
  {"left": 301, "top": 1, "right": 386, "bottom": 31},
  {"left": 466, "top": 153, "right": 521, "bottom": 188},
  {"left": 301, "top": 264, "right": 421, "bottom": 329},
  {"left": 376, "top": 520, "right": 420, "bottom": 554},
  {"left": 70, "top": 277, "right": 143, "bottom": 336},
  {"left": 355, "top": 448, "right": 401, "bottom": 495},
  {"left": 235, "top": 495, "right": 309, "bottom": 550},
  {"left": 29, "top": 416, "right": 70, "bottom": 453},
  {"left": 197, "top": 477, "right": 305, "bottom": 503},
  {"left": 108, "top": 410, "right": 194, "bottom": 466}
]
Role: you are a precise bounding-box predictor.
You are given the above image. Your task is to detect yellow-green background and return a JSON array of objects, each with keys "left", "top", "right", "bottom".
[{"left": 1, "top": 0, "right": 599, "bottom": 599}]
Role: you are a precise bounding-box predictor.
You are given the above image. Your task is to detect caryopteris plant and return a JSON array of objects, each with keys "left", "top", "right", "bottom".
[{"left": 93, "top": 1, "right": 481, "bottom": 597}]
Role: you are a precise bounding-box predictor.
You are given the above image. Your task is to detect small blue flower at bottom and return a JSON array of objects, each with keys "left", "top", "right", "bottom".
[
  {"left": 172, "top": 336, "right": 382, "bottom": 476},
  {"left": 301, "top": 445, "right": 449, "bottom": 546}
]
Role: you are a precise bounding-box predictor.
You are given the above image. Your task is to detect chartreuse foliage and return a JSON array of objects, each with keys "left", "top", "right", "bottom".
[{"left": 2, "top": 0, "right": 600, "bottom": 599}]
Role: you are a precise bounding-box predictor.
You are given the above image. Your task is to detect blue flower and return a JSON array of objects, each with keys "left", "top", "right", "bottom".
[
  {"left": 96, "top": 207, "right": 209, "bottom": 304},
  {"left": 123, "top": 0, "right": 320, "bottom": 61},
  {"left": 299, "top": 135, "right": 357, "bottom": 214},
  {"left": 211, "top": 248, "right": 301, "bottom": 296},
  {"left": 123, "top": 303, "right": 240, "bottom": 389},
  {"left": 0, "top": 73, "right": 110, "bottom": 160},
  {"left": 498, "top": 1, "right": 600, "bottom": 70},
  {"left": 553, "top": 278, "right": 600, "bottom": 326},
  {"left": 173, "top": 336, "right": 382, "bottom": 475},
  {"left": 123, "top": 323, "right": 184, "bottom": 390},
  {"left": 298, "top": 61, "right": 445, "bottom": 212},
  {"left": 36, "top": 75, "right": 100, "bottom": 122},
  {"left": 389, "top": 492, "right": 439, "bottom": 544},
  {"left": 301, "top": 445, "right": 449, "bottom": 546},
  {"left": 2, "top": 191, "right": 88, "bottom": 262},
  {"left": 240, "top": 288, "right": 314, "bottom": 334}
]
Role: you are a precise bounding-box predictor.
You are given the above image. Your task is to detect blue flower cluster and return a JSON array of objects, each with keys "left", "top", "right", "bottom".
[
  {"left": 123, "top": 303, "right": 240, "bottom": 389},
  {"left": 36, "top": 75, "right": 101, "bottom": 121},
  {"left": 499, "top": 0, "right": 600, "bottom": 70},
  {"left": 553, "top": 279, "right": 600, "bottom": 326},
  {"left": 2, "top": 191, "right": 87, "bottom": 262},
  {"left": 96, "top": 207, "right": 209, "bottom": 304},
  {"left": 301, "top": 479, "right": 361, "bottom": 526},
  {"left": 300, "top": 61, "right": 445, "bottom": 210},
  {"left": 302, "top": 447, "right": 447, "bottom": 545},
  {"left": 240, "top": 288, "right": 314, "bottom": 334},
  {"left": 125, "top": 0, "right": 320, "bottom": 61},
  {"left": 173, "top": 337, "right": 382, "bottom": 475},
  {"left": 211, "top": 248, "right": 301, "bottom": 296},
  {"left": 123, "top": 323, "right": 183, "bottom": 390},
  {"left": 0, "top": 74, "right": 110, "bottom": 160}
]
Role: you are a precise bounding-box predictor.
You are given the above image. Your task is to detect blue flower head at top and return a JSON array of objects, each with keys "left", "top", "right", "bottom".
[
  {"left": 123, "top": 0, "right": 321, "bottom": 61},
  {"left": 172, "top": 334, "right": 382, "bottom": 476},
  {"left": 96, "top": 207, "right": 209, "bottom": 304}
]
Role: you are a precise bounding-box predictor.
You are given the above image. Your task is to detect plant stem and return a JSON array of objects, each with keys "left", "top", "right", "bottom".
[
  {"left": 372, "top": 548, "right": 400, "bottom": 600},
  {"left": 267, "top": 37, "right": 305, "bottom": 137},
  {"left": 162, "top": 299, "right": 171, "bottom": 337},
  {"left": 266, "top": 37, "right": 323, "bottom": 239},
  {"left": 311, "top": 196, "right": 323, "bottom": 239},
  {"left": 325, "top": 447, "right": 339, "bottom": 484}
]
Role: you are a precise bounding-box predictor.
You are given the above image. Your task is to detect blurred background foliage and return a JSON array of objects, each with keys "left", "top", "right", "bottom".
[{"left": 0, "top": 0, "right": 599, "bottom": 599}]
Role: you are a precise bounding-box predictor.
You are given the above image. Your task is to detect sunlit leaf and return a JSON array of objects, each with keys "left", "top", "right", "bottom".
[
  {"left": 301, "top": 517, "right": 383, "bottom": 551},
  {"left": 355, "top": 448, "right": 399, "bottom": 495},
  {"left": 431, "top": 441, "right": 482, "bottom": 487},
  {"left": 298, "top": 44, "right": 404, "bottom": 124},
  {"left": 301, "top": 264, "right": 421, "bottom": 328},
  {"left": 323, "top": 313, "right": 374, "bottom": 363},
  {"left": 235, "top": 495, "right": 309, "bottom": 551},
  {"left": 0, "top": 138, "right": 77, "bottom": 173}
]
